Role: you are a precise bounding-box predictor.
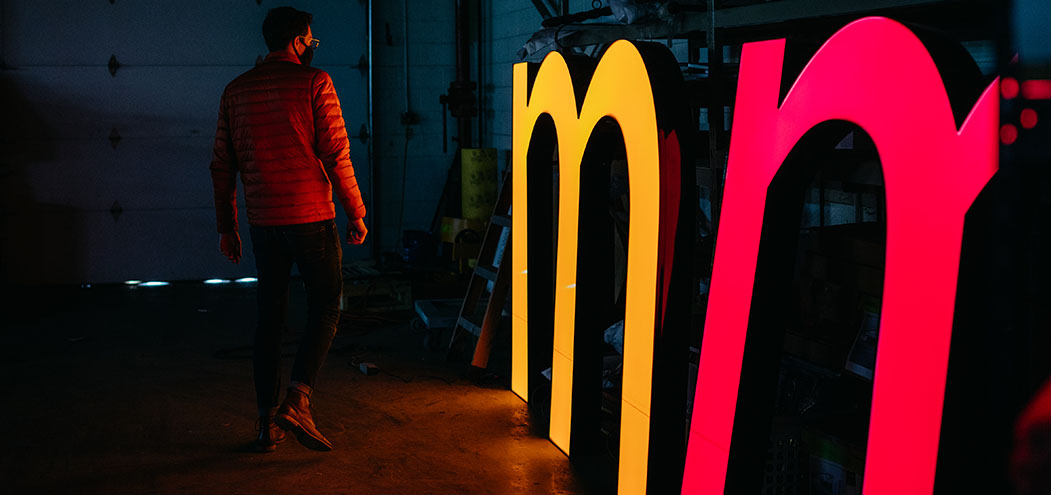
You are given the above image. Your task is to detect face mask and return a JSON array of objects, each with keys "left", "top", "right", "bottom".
[{"left": 297, "top": 45, "right": 314, "bottom": 67}]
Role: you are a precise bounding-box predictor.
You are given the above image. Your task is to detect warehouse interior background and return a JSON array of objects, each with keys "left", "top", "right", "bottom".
[{"left": 2, "top": 0, "right": 1051, "bottom": 494}]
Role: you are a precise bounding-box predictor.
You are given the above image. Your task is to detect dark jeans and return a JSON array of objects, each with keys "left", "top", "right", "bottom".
[{"left": 249, "top": 219, "right": 342, "bottom": 410}]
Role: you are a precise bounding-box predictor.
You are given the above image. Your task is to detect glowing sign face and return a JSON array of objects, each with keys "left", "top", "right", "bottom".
[
  {"left": 512, "top": 40, "right": 693, "bottom": 495},
  {"left": 513, "top": 16, "right": 999, "bottom": 495},
  {"left": 682, "top": 17, "right": 999, "bottom": 495}
]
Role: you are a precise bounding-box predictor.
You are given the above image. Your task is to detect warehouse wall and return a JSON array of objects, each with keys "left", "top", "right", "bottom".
[
  {"left": 482, "top": 1, "right": 543, "bottom": 161},
  {"left": 370, "top": 1, "right": 601, "bottom": 255},
  {"left": 481, "top": 1, "right": 666, "bottom": 168},
  {"left": 0, "top": 1, "right": 370, "bottom": 285},
  {"left": 0, "top": 0, "right": 594, "bottom": 283},
  {"left": 371, "top": 0, "right": 457, "bottom": 254}
]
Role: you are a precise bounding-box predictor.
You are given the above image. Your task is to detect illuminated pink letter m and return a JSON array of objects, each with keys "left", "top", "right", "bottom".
[{"left": 683, "top": 17, "right": 1000, "bottom": 495}]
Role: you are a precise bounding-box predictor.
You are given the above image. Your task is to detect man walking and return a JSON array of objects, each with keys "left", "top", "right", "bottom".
[{"left": 209, "top": 6, "right": 367, "bottom": 453}]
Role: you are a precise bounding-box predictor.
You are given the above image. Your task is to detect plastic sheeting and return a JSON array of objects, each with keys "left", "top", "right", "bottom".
[
  {"left": 610, "top": 0, "right": 672, "bottom": 25},
  {"left": 517, "top": 0, "right": 676, "bottom": 60}
]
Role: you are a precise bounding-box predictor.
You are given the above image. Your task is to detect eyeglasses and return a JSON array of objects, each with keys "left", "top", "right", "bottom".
[{"left": 299, "top": 37, "right": 320, "bottom": 49}]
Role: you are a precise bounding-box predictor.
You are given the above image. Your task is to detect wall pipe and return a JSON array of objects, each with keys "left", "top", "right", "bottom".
[
  {"left": 477, "top": 0, "right": 484, "bottom": 147},
  {"left": 403, "top": 0, "right": 411, "bottom": 115},
  {"left": 706, "top": 0, "right": 725, "bottom": 250},
  {"left": 455, "top": 0, "right": 472, "bottom": 148},
  {"left": 368, "top": 0, "right": 377, "bottom": 259}
]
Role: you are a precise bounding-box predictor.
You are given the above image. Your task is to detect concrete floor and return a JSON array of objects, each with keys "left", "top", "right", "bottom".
[{"left": 0, "top": 282, "right": 595, "bottom": 494}]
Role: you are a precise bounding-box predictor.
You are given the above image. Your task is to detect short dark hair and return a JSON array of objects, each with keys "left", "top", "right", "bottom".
[{"left": 262, "top": 7, "right": 312, "bottom": 52}]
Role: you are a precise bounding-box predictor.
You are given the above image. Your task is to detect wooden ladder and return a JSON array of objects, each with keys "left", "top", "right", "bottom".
[{"left": 448, "top": 167, "right": 512, "bottom": 370}]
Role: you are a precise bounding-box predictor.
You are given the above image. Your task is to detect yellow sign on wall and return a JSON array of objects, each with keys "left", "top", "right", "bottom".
[{"left": 461, "top": 147, "right": 499, "bottom": 221}]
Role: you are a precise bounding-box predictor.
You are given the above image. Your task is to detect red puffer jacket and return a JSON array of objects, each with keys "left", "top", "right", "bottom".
[{"left": 210, "top": 51, "right": 366, "bottom": 233}]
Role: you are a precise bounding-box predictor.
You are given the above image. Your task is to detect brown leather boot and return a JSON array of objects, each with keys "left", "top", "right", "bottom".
[
  {"left": 253, "top": 413, "right": 286, "bottom": 453},
  {"left": 275, "top": 384, "right": 332, "bottom": 451}
]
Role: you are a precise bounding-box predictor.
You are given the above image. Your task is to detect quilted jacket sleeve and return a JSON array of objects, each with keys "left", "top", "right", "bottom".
[
  {"left": 312, "top": 71, "right": 366, "bottom": 219},
  {"left": 209, "top": 90, "right": 239, "bottom": 234}
]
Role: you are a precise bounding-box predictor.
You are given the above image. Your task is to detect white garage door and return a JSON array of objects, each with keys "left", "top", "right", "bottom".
[{"left": 0, "top": 0, "right": 371, "bottom": 284}]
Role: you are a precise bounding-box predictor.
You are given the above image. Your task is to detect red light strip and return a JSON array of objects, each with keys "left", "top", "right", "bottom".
[
  {"left": 1022, "top": 79, "right": 1051, "bottom": 100},
  {"left": 1021, "top": 108, "right": 1038, "bottom": 129},
  {"left": 682, "top": 17, "right": 999, "bottom": 495},
  {"left": 1003, "top": 77, "right": 1020, "bottom": 99},
  {"left": 1002, "top": 124, "right": 1019, "bottom": 145}
]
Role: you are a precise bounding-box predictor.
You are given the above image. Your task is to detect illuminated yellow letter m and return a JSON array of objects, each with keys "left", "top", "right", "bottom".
[{"left": 512, "top": 41, "right": 693, "bottom": 495}]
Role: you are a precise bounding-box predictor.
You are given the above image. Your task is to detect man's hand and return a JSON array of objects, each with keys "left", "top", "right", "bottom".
[
  {"left": 220, "top": 232, "right": 242, "bottom": 263},
  {"left": 347, "top": 218, "right": 368, "bottom": 245}
]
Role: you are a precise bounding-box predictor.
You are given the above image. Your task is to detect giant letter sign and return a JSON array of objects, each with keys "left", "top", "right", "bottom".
[
  {"left": 512, "top": 41, "right": 693, "bottom": 495},
  {"left": 682, "top": 17, "right": 999, "bottom": 495}
]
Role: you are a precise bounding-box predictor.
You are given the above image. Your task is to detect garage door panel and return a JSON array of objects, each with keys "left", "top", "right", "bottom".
[
  {"left": 2, "top": 208, "right": 256, "bottom": 285},
  {"left": 76, "top": 208, "right": 259, "bottom": 284},
  {"left": 12, "top": 134, "right": 369, "bottom": 220},
  {"left": 5, "top": 1, "right": 264, "bottom": 67},
  {"left": 6, "top": 65, "right": 367, "bottom": 144},
  {"left": 5, "top": 1, "right": 366, "bottom": 67},
  {"left": 3, "top": 67, "right": 121, "bottom": 141},
  {"left": 110, "top": 67, "right": 251, "bottom": 138},
  {"left": 111, "top": 2, "right": 271, "bottom": 66},
  {"left": 12, "top": 137, "right": 225, "bottom": 211},
  {"left": 2, "top": 66, "right": 242, "bottom": 140},
  {"left": 113, "top": 1, "right": 366, "bottom": 67},
  {"left": 3, "top": 1, "right": 118, "bottom": 67}
]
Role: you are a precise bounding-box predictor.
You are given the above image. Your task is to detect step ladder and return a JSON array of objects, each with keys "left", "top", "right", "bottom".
[{"left": 448, "top": 167, "right": 512, "bottom": 370}]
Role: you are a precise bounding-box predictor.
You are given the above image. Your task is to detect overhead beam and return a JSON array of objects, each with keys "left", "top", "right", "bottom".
[
  {"left": 527, "top": 0, "right": 962, "bottom": 52},
  {"left": 716, "top": 0, "right": 951, "bottom": 30},
  {"left": 530, "top": 0, "right": 558, "bottom": 19}
]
